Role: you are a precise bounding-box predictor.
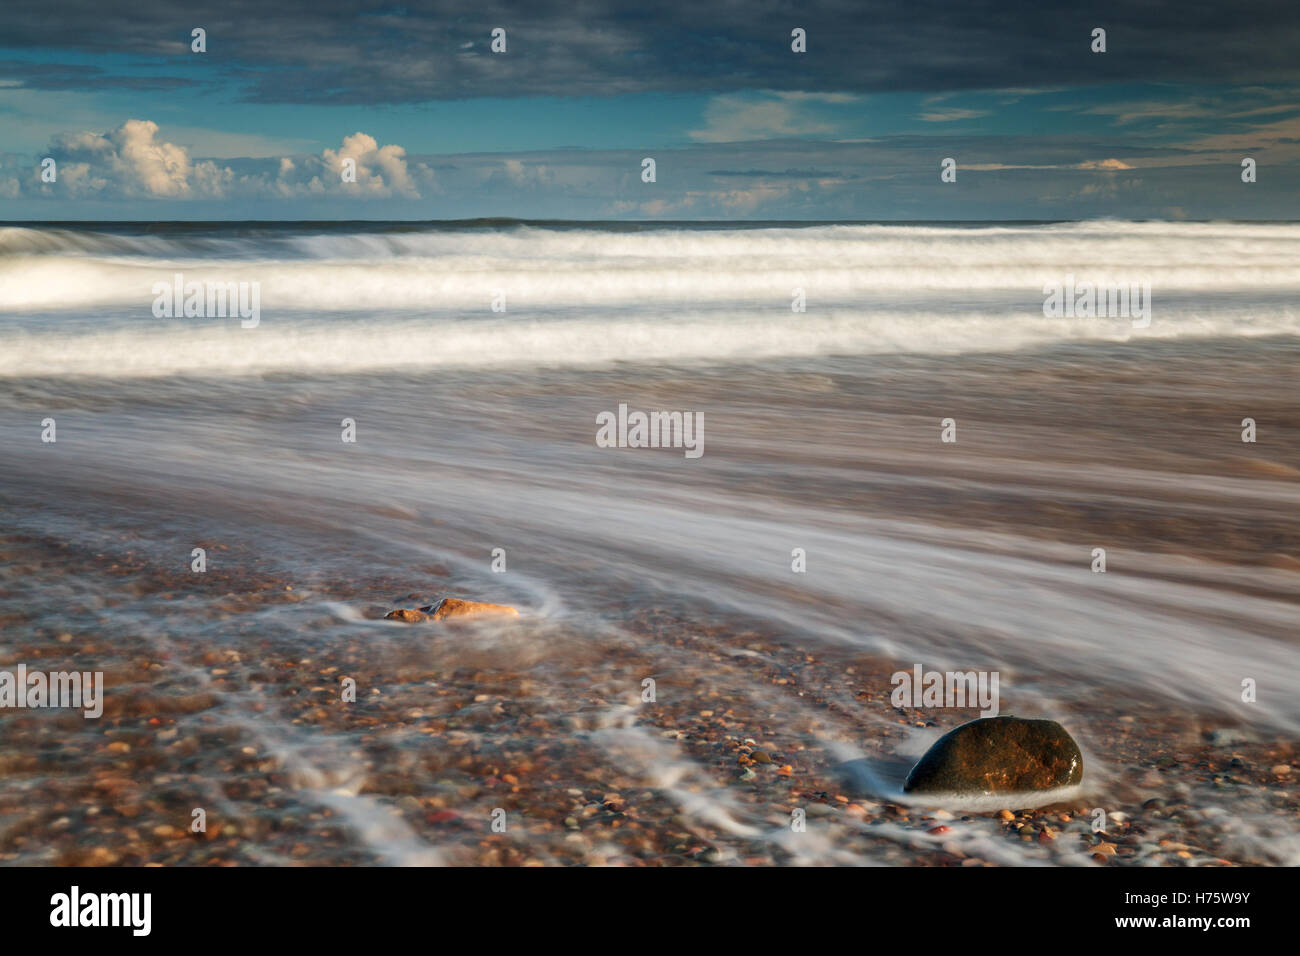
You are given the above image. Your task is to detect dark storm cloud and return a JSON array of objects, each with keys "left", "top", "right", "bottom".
[
  {"left": 0, "top": 60, "right": 199, "bottom": 91},
  {"left": 2, "top": 0, "right": 1298, "bottom": 103}
]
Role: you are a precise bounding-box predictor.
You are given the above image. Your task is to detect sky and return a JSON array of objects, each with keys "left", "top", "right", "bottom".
[{"left": 1, "top": 0, "right": 1298, "bottom": 220}]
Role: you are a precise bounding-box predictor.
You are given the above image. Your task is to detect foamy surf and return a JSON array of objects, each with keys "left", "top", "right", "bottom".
[{"left": 3, "top": 220, "right": 1300, "bottom": 378}]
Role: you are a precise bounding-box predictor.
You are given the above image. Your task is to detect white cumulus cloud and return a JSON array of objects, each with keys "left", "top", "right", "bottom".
[{"left": 15, "top": 121, "right": 432, "bottom": 201}]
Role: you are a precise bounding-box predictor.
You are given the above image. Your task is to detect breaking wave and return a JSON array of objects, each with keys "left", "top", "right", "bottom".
[{"left": 2, "top": 219, "right": 1298, "bottom": 377}]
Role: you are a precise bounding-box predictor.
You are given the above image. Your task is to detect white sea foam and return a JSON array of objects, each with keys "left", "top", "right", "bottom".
[{"left": 1, "top": 220, "right": 1299, "bottom": 377}]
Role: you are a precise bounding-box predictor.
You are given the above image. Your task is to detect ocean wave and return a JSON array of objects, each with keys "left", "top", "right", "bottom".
[
  {"left": 2, "top": 306, "right": 1297, "bottom": 378},
  {"left": 2, "top": 220, "right": 1298, "bottom": 374}
]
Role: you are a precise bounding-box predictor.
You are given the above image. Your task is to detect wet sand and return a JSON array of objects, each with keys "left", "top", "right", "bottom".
[{"left": 1, "top": 337, "right": 1297, "bottom": 866}]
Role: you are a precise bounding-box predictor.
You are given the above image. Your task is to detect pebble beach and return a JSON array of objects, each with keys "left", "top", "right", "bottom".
[{"left": 3, "top": 339, "right": 1298, "bottom": 865}]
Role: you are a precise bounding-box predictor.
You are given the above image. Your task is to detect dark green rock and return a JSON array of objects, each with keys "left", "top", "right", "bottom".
[{"left": 903, "top": 716, "right": 1083, "bottom": 795}]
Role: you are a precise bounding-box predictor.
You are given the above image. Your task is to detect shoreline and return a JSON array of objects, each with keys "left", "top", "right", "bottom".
[
  {"left": 1, "top": 338, "right": 1297, "bottom": 865},
  {"left": 0, "top": 529, "right": 1295, "bottom": 866}
]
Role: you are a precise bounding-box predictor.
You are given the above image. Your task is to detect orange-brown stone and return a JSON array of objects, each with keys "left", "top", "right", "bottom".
[
  {"left": 384, "top": 608, "right": 429, "bottom": 623},
  {"left": 419, "top": 598, "right": 519, "bottom": 621}
]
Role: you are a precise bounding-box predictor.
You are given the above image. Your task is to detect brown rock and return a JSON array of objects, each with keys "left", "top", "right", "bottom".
[
  {"left": 384, "top": 608, "right": 429, "bottom": 624},
  {"left": 419, "top": 598, "right": 520, "bottom": 622},
  {"left": 903, "top": 716, "right": 1083, "bottom": 795}
]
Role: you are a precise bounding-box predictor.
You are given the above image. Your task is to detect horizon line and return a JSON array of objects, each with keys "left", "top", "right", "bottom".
[{"left": 5, "top": 217, "right": 1300, "bottom": 227}]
